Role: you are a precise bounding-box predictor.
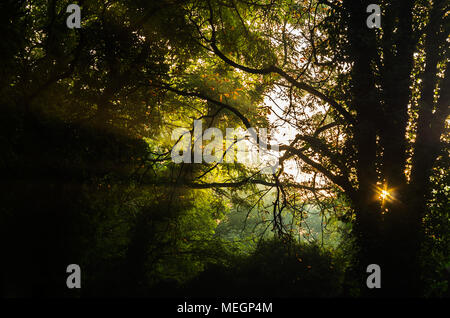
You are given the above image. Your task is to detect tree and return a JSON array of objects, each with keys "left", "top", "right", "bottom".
[
  {"left": 1, "top": 0, "right": 448, "bottom": 297},
  {"left": 145, "top": 0, "right": 448, "bottom": 296},
  {"left": 0, "top": 0, "right": 233, "bottom": 296}
]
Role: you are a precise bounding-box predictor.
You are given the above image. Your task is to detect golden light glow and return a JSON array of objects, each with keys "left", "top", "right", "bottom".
[{"left": 377, "top": 184, "right": 394, "bottom": 205}]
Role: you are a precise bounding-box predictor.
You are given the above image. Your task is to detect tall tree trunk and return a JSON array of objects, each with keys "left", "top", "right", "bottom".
[{"left": 344, "top": 0, "right": 384, "bottom": 296}]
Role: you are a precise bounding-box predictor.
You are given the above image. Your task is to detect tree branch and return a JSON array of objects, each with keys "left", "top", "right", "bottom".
[{"left": 203, "top": 3, "right": 356, "bottom": 126}]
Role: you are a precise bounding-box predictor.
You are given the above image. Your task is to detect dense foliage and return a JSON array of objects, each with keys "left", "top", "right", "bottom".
[{"left": 0, "top": 0, "right": 448, "bottom": 297}]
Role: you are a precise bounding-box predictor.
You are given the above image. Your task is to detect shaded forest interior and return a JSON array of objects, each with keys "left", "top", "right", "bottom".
[{"left": 0, "top": 0, "right": 448, "bottom": 297}]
